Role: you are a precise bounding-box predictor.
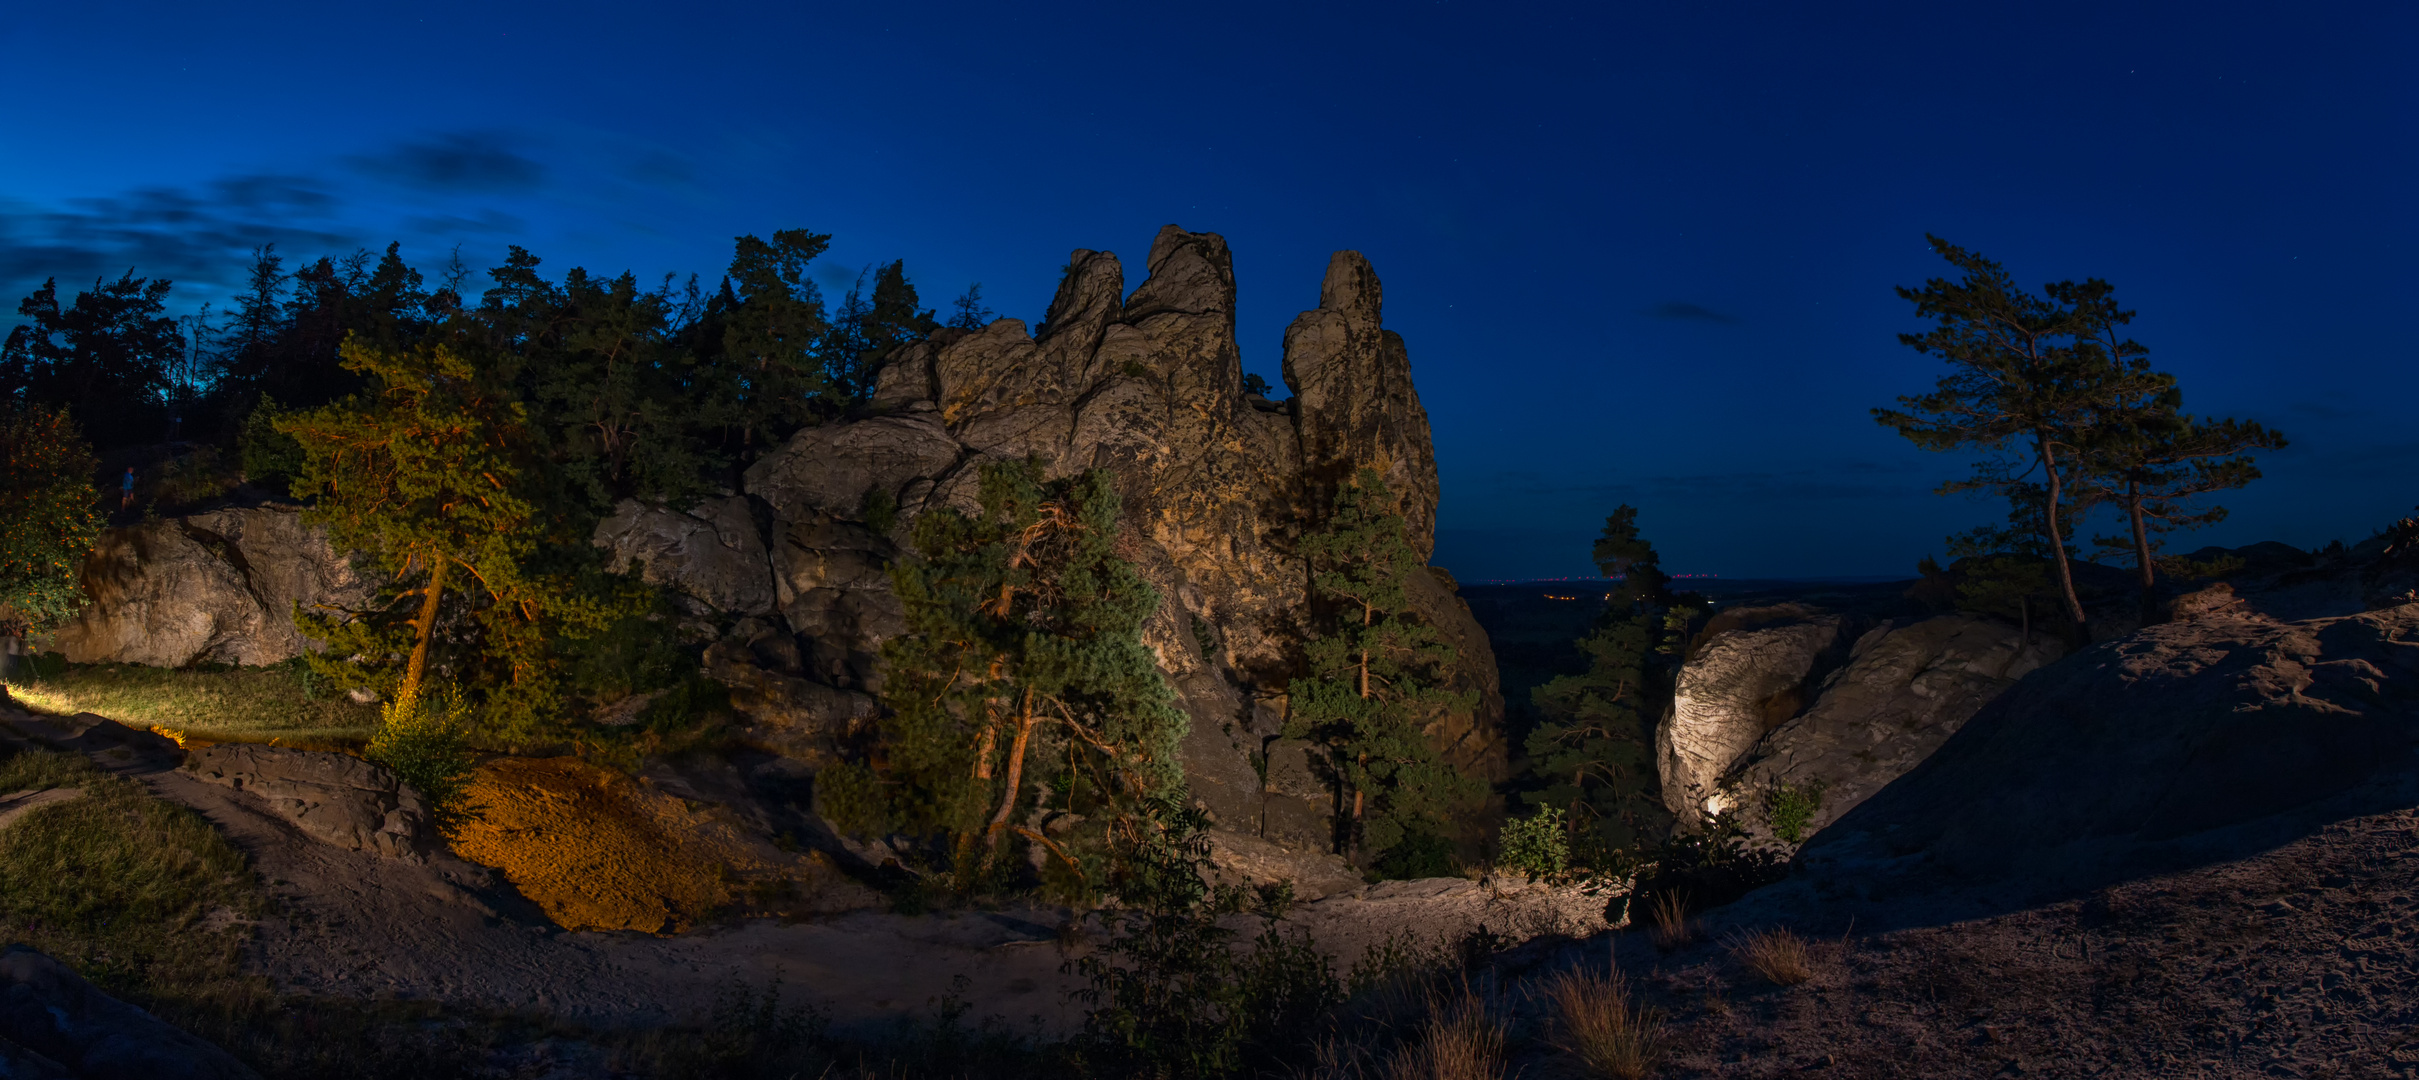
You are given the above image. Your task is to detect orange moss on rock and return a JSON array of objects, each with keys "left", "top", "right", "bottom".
[{"left": 451, "top": 756, "right": 801, "bottom": 933}]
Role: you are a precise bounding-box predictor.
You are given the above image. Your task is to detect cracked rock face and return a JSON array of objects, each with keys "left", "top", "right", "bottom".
[
  {"left": 49, "top": 506, "right": 371, "bottom": 668},
  {"left": 606, "top": 227, "right": 1504, "bottom": 855}
]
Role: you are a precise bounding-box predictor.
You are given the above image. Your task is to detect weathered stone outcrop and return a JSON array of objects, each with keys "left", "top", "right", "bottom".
[
  {"left": 1791, "top": 602, "right": 2419, "bottom": 905},
  {"left": 615, "top": 227, "right": 1502, "bottom": 864},
  {"left": 183, "top": 744, "right": 434, "bottom": 861},
  {"left": 49, "top": 506, "right": 369, "bottom": 668},
  {"left": 593, "top": 496, "right": 775, "bottom": 617},
  {"left": 1658, "top": 606, "right": 1849, "bottom": 828},
  {"left": 1724, "top": 614, "right": 2064, "bottom": 844}
]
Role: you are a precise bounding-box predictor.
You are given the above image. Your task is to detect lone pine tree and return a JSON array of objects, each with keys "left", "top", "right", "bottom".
[
  {"left": 1285, "top": 468, "right": 1480, "bottom": 869},
  {"left": 1523, "top": 505, "right": 1689, "bottom": 854},
  {"left": 1875, "top": 236, "right": 2170, "bottom": 628},
  {"left": 822, "top": 459, "right": 1187, "bottom": 892}
]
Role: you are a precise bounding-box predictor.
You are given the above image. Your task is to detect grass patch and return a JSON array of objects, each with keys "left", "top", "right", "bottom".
[
  {"left": 7, "top": 655, "right": 378, "bottom": 747},
  {"left": 0, "top": 748, "right": 260, "bottom": 1001},
  {"left": 1730, "top": 926, "right": 1814, "bottom": 986},
  {"left": 1544, "top": 964, "right": 1665, "bottom": 1079}
]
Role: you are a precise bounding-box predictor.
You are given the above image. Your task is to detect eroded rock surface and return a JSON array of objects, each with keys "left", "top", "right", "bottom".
[
  {"left": 1658, "top": 606, "right": 1848, "bottom": 827},
  {"left": 182, "top": 744, "right": 434, "bottom": 862},
  {"left": 50, "top": 506, "right": 369, "bottom": 668},
  {"left": 1794, "top": 602, "right": 2419, "bottom": 903},
  {"left": 610, "top": 227, "right": 1503, "bottom": 871},
  {"left": 1725, "top": 614, "right": 2064, "bottom": 844}
]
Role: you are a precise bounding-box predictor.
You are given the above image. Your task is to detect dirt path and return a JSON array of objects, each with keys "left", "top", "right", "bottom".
[{"left": 147, "top": 767, "right": 1088, "bottom": 1033}]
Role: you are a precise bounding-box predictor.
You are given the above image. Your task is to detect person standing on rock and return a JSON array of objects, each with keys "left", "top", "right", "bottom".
[{"left": 119, "top": 466, "right": 136, "bottom": 511}]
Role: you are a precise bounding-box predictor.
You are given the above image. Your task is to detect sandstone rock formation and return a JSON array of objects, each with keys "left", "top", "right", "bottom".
[
  {"left": 48, "top": 506, "right": 369, "bottom": 668},
  {"left": 183, "top": 744, "right": 434, "bottom": 861},
  {"left": 1794, "top": 602, "right": 2419, "bottom": 904},
  {"left": 1723, "top": 614, "right": 2064, "bottom": 844},
  {"left": 597, "top": 227, "right": 1504, "bottom": 863},
  {"left": 1658, "top": 605, "right": 1849, "bottom": 827}
]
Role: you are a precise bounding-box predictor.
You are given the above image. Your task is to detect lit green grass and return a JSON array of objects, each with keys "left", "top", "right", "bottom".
[
  {"left": 0, "top": 749, "right": 262, "bottom": 1000},
  {"left": 7, "top": 656, "right": 378, "bottom": 748}
]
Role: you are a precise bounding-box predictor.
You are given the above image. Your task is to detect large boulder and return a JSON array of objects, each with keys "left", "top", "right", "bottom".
[
  {"left": 182, "top": 744, "right": 434, "bottom": 861},
  {"left": 1723, "top": 614, "right": 2065, "bottom": 844},
  {"left": 0, "top": 945, "right": 258, "bottom": 1079},
  {"left": 1658, "top": 606, "right": 1849, "bottom": 827},
  {"left": 49, "top": 506, "right": 369, "bottom": 668},
  {"left": 1791, "top": 603, "right": 2419, "bottom": 907}
]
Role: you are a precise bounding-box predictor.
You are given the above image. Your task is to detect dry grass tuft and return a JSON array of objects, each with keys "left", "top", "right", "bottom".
[
  {"left": 1731, "top": 926, "right": 1814, "bottom": 986},
  {"left": 1647, "top": 891, "right": 1696, "bottom": 949},
  {"left": 1545, "top": 965, "right": 1666, "bottom": 1079},
  {"left": 1384, "top": 990, "right": 1507, "bottom": 1080}
]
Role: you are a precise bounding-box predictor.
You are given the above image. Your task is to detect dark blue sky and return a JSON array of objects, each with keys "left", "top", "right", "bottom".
[{"left": 5, "top": 2, "right": 2412, "bottom": 579}]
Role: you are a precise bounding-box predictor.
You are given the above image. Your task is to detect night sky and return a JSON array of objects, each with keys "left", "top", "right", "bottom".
[{"left": 5, "top": 2, "right": 2412, "bottom": 580}]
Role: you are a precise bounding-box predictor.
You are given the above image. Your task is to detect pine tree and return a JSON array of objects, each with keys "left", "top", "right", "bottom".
[
  {"left": 1874, "top": 236, "right": 2170, "bottom": 627},
  {"left": 0, "top": 406, "right": 104, "bottom": 641},
  {"left": 821, "top": 459, "right": 1187, "bottom": 891},
  {"left": 2, "top": 273, "right": 184, "bottom": 447},
  {"left": 1522, "top": 506, "right": 1690, "bottom": 855},
  {"left": 2083, "top": 410, "right": 2286, "bottom": 597},
  {"left": 1286, "top": 468, "right": 1480, "bottom": 869},
  {"left": 275, "top": 337, "right": 627, "bottom": 728}
]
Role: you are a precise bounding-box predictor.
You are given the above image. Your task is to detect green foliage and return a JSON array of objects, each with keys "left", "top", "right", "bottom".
[
  {"left": 1758, "top": 778, "right": 1826, "bottom": 844},
  {"left": 1287, "top": 468, "right": 1481, "bottom": 869},
  {"left": 7, "top": 658, "right": 379, "bottom": 747},
  {"left": 859, "top": 484, "right": 900, "bottom": 536},
  {"left": 1522, "top": 506, "right": 1688, "bottom": 855},
  {"left": 1496, "top": 805, "right": 1570, "bottom": 878},
  {"left": 1068, "top": 798, "right": 1341, "bottom": 1079},
  {"left": 240, "top": 394, "right": 307, "bottom": 495},
  {"left": 835, "top": 458, "right": 1187, "bottom": 890},
  {"left": 1241, "top": 372, "right": 1275, "bottom": 398},
  {"left": 365, "top": 692, "right": 480, "bottom": 828},
  {"left": 0, "top": 406, "right": 104, "bottom": 635},
  {"left": 280, "top": 336, "right": 646, "bottom": 736}
]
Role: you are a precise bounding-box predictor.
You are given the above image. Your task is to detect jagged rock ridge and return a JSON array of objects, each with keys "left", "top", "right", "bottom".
[{"left": 604, "top": 226, "right": 1504, "bottom": 864}]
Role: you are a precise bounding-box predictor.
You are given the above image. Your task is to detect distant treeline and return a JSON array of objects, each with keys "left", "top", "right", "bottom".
[{"left": 0, "top": 234, "right": 992, "bottom": 497}]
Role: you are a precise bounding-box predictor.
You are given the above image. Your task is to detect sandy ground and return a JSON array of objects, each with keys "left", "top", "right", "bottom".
[
  {"left": 1492, "top": 807, "right": 2419, "bottom": 1079},
  {"left": 133, "top": 762, "right": 1613, "bottom": 1039}
]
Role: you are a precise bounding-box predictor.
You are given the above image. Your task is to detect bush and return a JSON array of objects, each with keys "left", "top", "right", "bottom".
[
  {"left": 1758, "top": 779, "right": 1825, "bottom": 845},
  {"left": 1069, "top": 798, "right": 1341, "bottom": 1078},
  {"left": 238, "top": 395, "right": 305, "bottom": 495},
  {"left": 1497, "top": 806, "right": 1570, "bottom": 879},
  {"left": 364, "top": 692, "right": 479, "bottom": 828}
]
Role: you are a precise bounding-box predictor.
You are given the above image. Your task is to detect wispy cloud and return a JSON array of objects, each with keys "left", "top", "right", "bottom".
[
  {"left": 1644, "top": 300, "right": 1740, "bottom": 325},
  {"left": 346, "top": 131, "right": 545, "bottom": 194}
]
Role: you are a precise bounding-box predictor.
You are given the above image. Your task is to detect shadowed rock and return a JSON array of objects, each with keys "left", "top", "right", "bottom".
[
  {"left": 0, "top": 945, "right": 258, "bottom": 1079},
  {"left": 1786, "top": 602, "right": 2419, "bottom": 916}
]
